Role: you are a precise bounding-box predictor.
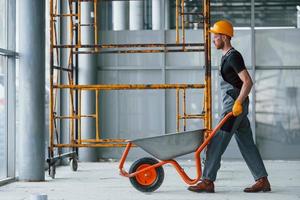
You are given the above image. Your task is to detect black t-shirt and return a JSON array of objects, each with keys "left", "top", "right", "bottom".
[{"left": 220, "top": 48, "right": 246, "bottom": 89}]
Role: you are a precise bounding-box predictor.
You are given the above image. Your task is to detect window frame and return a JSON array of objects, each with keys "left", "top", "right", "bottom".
[{"left": 0, "top": 0, "right": 17, "bottom": 186}]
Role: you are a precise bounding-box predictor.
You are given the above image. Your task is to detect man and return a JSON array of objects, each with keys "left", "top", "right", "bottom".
[{"left": 188, "top": 20, "right": 271, "bottom": 193}]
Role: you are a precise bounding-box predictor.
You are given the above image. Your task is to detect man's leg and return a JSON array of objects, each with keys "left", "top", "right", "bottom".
[
  {"left": 235, "top": 117, "right": 268, "bottom": 180},
  {"left": 202, "top": 109, "right": 245, "bottom": 181},
  {"left": 187, "top": 128, "right": 234, "bottom": 193},
  {"left": 202, "top": 129, "right": 234, "bottom": 181},
  {"left": 234, "top": 117, "right": 271, "bottom": 192},
  {"left": 188, "top": 112, "right": 244, "bottom": 193},
  {"left": 188, "top": 94, "right": 246, "bottom": 193}
]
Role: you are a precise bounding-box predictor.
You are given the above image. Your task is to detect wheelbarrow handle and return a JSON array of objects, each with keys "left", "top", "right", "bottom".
[
  {"left": 196, "top": 112, "right": 233, "bottom": 154},
  {"left": 213, "top": 111, "right": 234, "bottom": 134}
]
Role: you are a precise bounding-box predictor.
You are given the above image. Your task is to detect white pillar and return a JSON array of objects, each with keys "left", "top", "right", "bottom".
[
  {"left": 112, "top": 1, "right": 129, "bottom": 30},
  {"left": 129, "top": 1, "right": 144, "bottom": 30},
  {"left": 164, "top": 0, "right": 170, "bottom": 30},
  {"left": 60, "top": 0, "right": 71, "bottom": 164},
  {"left": 152, "top": 0, "right": 161, "bottom": 30},
  {"left": 19, "top": 0, "right": 45, "bottom": 181},
  {"left": 78, "top": 2, "right": 97, "bottom": 162}
]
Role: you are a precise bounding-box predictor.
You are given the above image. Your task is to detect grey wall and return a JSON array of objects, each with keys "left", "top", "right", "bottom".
[
  {"left": 96, "top": 29, "right": 300, "bottom": 160},
  {"left": 255, "top": 29, "right": 300, "bottom": 160},
  {"left": 96, "top": 29, "right": 255, "bottom": 160}
]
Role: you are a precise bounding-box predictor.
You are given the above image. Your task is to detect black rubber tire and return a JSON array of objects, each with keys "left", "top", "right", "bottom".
[
  {"left": 129, "top": 157, "right": 164, "bottom": 193},
  {"left": 70, "top": 158, "right": 78, "bottom": 172},
  {"left": 49, "top": 165, "right": 56, "bottom": 179}
]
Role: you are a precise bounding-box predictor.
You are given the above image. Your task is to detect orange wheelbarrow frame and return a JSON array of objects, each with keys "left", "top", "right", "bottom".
[{"left": 119, "top": 112, "right": 233, "bottom": 186}]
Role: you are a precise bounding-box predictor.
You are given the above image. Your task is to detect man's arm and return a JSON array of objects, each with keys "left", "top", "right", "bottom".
[
  {"left": 237, "top": 69, "right": 253, "bottom": 103},
  {"left": 232, "top": 68, "right": 253, "bottom": 116}
]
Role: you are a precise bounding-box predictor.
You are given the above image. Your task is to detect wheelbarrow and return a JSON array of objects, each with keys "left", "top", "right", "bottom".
[{"left": 119, "top": 112, "right": 233, "bottom": 192}]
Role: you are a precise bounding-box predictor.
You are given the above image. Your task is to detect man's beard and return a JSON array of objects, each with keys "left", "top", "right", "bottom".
[{"left": 216, "top": 41, "right": 224, "bottom": 49}]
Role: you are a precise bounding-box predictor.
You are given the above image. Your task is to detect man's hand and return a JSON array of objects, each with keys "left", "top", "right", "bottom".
[{"left": 232, "top": 100, "right": 243, "bottom": 116}]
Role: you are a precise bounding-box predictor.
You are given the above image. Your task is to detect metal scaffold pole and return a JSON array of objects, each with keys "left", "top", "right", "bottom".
[
  {"left": 204, "top": 0, "right": 212, "bottom": 131},
  {"left": 47, "top": 0, "right": 212, "bottom": 178}
]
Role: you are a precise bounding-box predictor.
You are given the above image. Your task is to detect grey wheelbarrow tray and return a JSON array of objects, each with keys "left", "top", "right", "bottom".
[
  {"left": 132, "top": 129, "right": 204, "bottom": 160},
  {"left": 119, "top": 112, "right": 234, "bottom": 186}
]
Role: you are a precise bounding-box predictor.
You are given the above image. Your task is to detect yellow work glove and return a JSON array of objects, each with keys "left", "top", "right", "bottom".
[{"left": 232, "top": 100, "right": 243, "bottom": 116}]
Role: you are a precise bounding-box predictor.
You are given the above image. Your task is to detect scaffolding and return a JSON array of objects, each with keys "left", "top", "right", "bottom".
[{"left": 48, "top": 0, "right": 212, "bottom": 178}]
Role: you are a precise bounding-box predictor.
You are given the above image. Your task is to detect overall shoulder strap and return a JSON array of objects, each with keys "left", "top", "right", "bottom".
[{"left": 221, "top": 48, "right": 236, "bottom": 66}]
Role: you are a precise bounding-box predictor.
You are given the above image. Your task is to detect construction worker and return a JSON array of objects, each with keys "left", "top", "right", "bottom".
[{"left": 188, "top": 20, "right": 271, "bottom": 193}]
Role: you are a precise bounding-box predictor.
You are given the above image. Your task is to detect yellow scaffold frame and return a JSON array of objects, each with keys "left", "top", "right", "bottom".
[{"left": 48, "top": 0, "right": 212, "bottom": 178}]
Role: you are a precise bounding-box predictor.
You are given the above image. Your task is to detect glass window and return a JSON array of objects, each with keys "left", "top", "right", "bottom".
[
  {"left": 0, "top": 0, "right": 16, "bottom": 182},
  {"left": 170, "top": 0, "right": 205, "bottom": 30},
  {"left": 255, "top": 0, "right": 299, "bottom": 27},
  {"left": 170, "top": 0, "right": 300, "bottom": 28},
  {"left": 256, "top": 69, "right": 300, "bottom": 159},
  {"left": 170, "top": 0, "right": 253, "bottom": 29},
  {"left": 0, "top": 55, "right": 7, "bottom": 179},
  {"left": 15, "top": 60, "right": 19, "bottom": 177},
  {"left": 211, "top": 0, "right": 251, "bottom": 27},
  {"left": 0, "top": 0, "right": 7, "bottom": 48}
]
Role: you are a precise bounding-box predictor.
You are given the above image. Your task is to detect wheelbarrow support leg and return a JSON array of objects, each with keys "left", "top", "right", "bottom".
[{"left": 119, "top": 142, "right": 132, "bottom": 176}]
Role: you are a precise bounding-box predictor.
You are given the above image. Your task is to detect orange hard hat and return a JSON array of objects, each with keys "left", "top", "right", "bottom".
[{"left": 209, "top": 20, "right": 234, "bottom": 37}]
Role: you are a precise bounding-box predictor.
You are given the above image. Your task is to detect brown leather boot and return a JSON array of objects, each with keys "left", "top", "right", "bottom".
[
  {"left": 244, "top": 177, "right": 271, "bottom": 193},
  {"left": 188, "top": 179, "right": 215, "bottom": 193}
]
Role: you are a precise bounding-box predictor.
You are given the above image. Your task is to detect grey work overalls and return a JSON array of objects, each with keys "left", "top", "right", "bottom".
[{"left": 202, "top": 49, "right": 268, "bottom": 182}]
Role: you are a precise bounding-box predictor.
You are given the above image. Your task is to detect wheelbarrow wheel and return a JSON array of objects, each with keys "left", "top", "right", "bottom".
[
  {"left": 69, "top": 158, "right": 78, "bottom": 172},
  {"left": 129, "top": 157, "right": 164, "bottom": 193},
  {"left": 49, "top": 165, "right": 56, "bottom": 179}
]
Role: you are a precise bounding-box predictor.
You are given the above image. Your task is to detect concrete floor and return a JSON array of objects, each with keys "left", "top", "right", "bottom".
[{"left": 0, "top": 160, "right": 300, "bottom": 200}]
